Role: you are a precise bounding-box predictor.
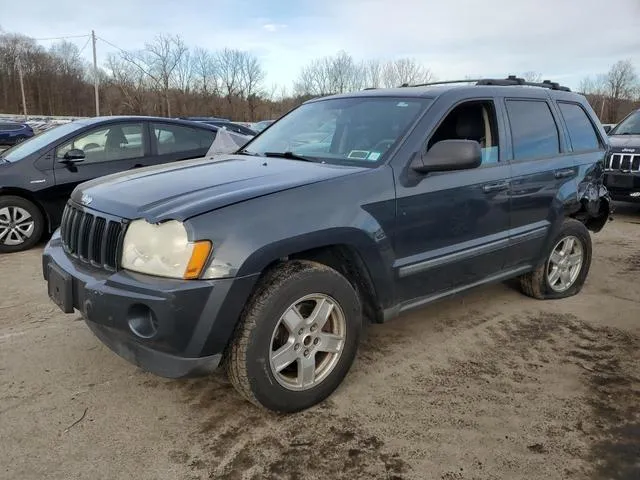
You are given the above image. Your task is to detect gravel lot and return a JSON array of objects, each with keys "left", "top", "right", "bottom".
[{"left": 1, "top": 205, "right": 639, "bottom": 480}]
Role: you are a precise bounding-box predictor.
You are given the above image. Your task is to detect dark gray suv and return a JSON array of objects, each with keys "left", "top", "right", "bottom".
[{"left": 43, "top": 76, "right": 611, "bottom": 413}]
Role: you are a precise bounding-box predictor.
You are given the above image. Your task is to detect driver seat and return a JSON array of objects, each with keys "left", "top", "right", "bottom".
[
  {"left": 105, "top": 127, "right": 128, "bottom": 159},
  {"left": 455, "top": 106, "right": 486, "bottom": 147}
]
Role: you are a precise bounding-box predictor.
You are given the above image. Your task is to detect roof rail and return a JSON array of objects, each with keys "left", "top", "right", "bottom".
[{"left": 400, "top": 75, "right": 571, "bottom": 92}]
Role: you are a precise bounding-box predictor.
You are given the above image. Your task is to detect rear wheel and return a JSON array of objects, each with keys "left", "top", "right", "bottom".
[
  {"left": 226, "top": 260, "right": 362, "bottom": 412},
  {"left": 0, "top": 196, "right": 45, "bottom": 253},
  {"left": 519, "top": 218, "right": 592, "bottom": 299}
]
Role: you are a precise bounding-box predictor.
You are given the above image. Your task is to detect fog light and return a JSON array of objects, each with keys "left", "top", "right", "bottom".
[{"left": 127, "top": 304, "right": 158, "bottom": 339}]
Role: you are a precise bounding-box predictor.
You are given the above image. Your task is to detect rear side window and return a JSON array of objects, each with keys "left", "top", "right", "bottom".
[
  {"left": 152, "top": 123, "right": 216, "bottom": 155},
  {"left": 506, "top": 100, "right": 560, "bottom": 161},
  {"left": 557, "top": 102, "right": 600, "bottom": 152}
]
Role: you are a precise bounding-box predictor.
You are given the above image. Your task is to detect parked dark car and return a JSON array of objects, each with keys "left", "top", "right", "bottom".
[
  {"left": 43, "top": 77, "right": 611, "bottom": 413},
  {"left": 603, "top": 108, "right": 640, "bottom": 202},
  {"left": 192, "top": 120, "right": 257, "bottom": 137},
  {"left": 0, "top": 120, "right": 34, "bottom": 146},
  {"left": 0, "top": 116, "right": 234, "bottom": 253}
]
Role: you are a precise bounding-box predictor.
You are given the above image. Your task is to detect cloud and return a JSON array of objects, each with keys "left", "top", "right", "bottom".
[
  {"left": 262, "top": 23, "right": 287, "bottom": 33},
  {"left": 3, "top": 0, "right": 639, "bottom": 90}
]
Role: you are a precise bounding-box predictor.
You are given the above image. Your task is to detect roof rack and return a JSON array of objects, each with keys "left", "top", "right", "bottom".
[{"left": 400, "top": 75, "right": 571, "bottom": 92}]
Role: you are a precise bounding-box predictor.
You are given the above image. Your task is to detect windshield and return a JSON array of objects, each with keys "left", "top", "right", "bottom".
[
  {"left": 1, "top": 122, "right": 86, "bottom": 162},
  {"left": 610, "top": 110, "right": 640, "bottom": 135},
  {"left": 242, "top": 97, "right": 430, "bottom": 165}
]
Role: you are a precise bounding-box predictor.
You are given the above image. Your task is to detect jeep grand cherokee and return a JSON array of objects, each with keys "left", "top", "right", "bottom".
[{"left": 43, "top": 76, "right": 611, "bottom": 413}]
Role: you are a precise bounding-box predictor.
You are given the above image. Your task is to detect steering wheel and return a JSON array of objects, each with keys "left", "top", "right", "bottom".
[{"left": 371, "top": 139, "right": 396, "bottom": 152}]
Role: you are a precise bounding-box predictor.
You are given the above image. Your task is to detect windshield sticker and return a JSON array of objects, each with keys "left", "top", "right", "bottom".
[
  {"left": 367, "top": 152, "right": 381, "bottom": 161},
  {"left": 396, "top": 102, "right": 409, "bottom": 107},
  {"left": 347, "top": 150, "right": 370, "bottom": 159}
]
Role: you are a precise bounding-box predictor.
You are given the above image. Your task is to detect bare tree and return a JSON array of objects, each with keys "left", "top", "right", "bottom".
[
  {"left": 3, "top": 29, "right": 638, "bottom": 127},
  {"left": 607, "top": 60, "right": 638, "bottom": 99},
  {"left": 143, "top": 34, "right": 188, "bottom": 116},
  {"left": 381, "top": 58, "right": 433, "bottom": 87},
  {"left": 238, "top": 52, "right": 265, "bottom": 119},
  {"left": 294, "top": 51, "right": 364, "bottom": 96},
  {"left": 118, "top": 34, "right": 188, "bottom": 116},
  {"left": 606, "top": 59, "right": 638, "bottom": 121},
  {"left": 521, "top": 71, "right": 543, "bottom": 83},
  {"left": 106, "top": 54, "right": 149, "bottom": 114},
  {"left": 216, "top": 48, "right": 244, "bottom": 113},
  {"left": 173, "top": 48, "right": 193, "bottom": 94},
  {"left": 361, "top": 59, "right": 382, "bottom": 89},
  {"left": 192, "top": 47, "right": 218, "bottom": 96}
]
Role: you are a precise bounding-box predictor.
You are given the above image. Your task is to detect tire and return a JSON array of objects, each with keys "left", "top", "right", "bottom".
[
  {"left": 226, "top": 260, "right": 362, "bottom": 413},
  {"left": 519, "top": 218, "right": 592, "bottom": 300},
  {"left": 0, "top": 196, "right": 45, "bottom": 253}
]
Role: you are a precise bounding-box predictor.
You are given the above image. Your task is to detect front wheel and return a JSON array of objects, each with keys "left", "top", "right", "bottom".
[
  {"left": 519, "top": 218, "right": 592, "bottom": 299},
  {"left": 226, "top": 260, "right": 362, "bottom": 412},
  {"left": 0, "top": 196, "right": 45, "bottom": 253}
]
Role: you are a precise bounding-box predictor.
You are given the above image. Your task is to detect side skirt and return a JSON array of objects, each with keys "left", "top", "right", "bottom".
[{"left": 382, "top": 265, "right": 532, "bottom": 322}]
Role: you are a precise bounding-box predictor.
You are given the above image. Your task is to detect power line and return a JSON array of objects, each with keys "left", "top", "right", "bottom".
[
  {"left": 78, "top": 36, "right": 92, "bottom": 56},
  {"left": 33, "top": 34, "right": 90, "bottom": 42},
  {"left": 96, "top": 36, "right": 128, "bottom": 55}
]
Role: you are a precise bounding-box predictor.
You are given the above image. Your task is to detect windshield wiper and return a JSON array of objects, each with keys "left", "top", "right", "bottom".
[
  {"left": 236, "top": 149, "right": 259, "bottom": 156},
  {"left": 263, "top": 151, "right": 316, "bottom": 162}
]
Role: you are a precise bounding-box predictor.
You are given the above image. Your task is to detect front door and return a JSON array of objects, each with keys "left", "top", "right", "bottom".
[
  {"left": 52, "top": 121, "right": 149, "bottom": 206},
  {"left": 392, "top": 98, "right": 511, "bottom": 304}
]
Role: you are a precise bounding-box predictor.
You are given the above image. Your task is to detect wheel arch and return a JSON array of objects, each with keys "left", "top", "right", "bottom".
[{"left": 235, "top": 228, "right": 396, "bottom": 324}]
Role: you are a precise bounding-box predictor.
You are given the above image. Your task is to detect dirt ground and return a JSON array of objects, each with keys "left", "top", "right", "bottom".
[{"left": 1, "top": 205, "right": 639, "bottom": 480}]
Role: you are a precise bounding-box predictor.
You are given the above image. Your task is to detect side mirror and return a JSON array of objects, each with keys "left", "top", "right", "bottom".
[
  {"left": 603, "top": 125, "right": 612, "bottom": 134},
  {"left": 411, "top": 139, "right": 482, "bottom": 174},
  {"left": 60, "top": 148, "right": 85, "bottom": 163}
]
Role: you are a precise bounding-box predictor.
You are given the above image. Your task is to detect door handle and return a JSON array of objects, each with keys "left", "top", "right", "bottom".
[
  {"left": 131, "top": 164, "right": 144, "bottom": 169},
  {"left": 482, "top": 181, "right": 509, "bottom": 193},
  {"left": 554, "top": 168, "right": 574, "bottom": 179}
]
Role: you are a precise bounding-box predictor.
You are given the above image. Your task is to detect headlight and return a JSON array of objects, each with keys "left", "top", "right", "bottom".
[{"left": 121, "top": 219, "right": 211, "bottom": 279}]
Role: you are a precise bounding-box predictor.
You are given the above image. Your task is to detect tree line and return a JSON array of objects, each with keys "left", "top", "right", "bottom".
[{"left": 1, "top": 28, "right": 638, "bottom": 124}]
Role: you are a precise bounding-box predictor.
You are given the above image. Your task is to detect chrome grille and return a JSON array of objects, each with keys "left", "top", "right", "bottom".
[
  {"left": 605, "top": 153, "right": 640, "bottom": 172},
  {"left": 60, "top": 202, "right": 125, "bottom": 270}
]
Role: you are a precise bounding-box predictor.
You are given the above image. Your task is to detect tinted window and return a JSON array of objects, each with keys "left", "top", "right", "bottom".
[
  {"left": 558, "top": 102, "right": 600, "bottom": 152},
  {"left": 57, "top": 123, "right": 144, "bottom": 163},
  {"left": 506, "top": 100, "right": 559, "bottom": 160},
  {"left": 153, "top": 123, "right": 216, "bottom": 155}
]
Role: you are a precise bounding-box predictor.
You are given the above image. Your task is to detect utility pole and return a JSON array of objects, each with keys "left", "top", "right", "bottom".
[
  {"left": 92, "top": 30, "right": 100, "bottom": 116},
  {"left": 16, "top": 56, "right": 28, "bottom": 120}
]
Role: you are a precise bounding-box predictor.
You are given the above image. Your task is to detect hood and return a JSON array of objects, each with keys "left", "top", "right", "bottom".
[
  {"left": 608, "top": 135, "right": 640, "bottom": 152},
  {"left": 72, "top": 155, "right": 365, "bottom": 222}
]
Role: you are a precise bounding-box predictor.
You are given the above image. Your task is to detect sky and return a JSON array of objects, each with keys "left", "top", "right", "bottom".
[{"left": 2, "top": 0, "right": 640, "bottom": 92}]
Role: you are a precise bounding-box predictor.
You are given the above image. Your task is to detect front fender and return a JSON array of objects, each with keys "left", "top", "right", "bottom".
[{"left": 236, "top": 227, "right": 396, "bottom": 309}]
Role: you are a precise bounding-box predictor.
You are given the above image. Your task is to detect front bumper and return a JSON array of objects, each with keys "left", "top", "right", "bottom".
[
  {"left": 42, "top": 231, "right": 259, "bottom": 378},
  {"left": 604, "top": 172, "right": 640, "bottom": 202}
]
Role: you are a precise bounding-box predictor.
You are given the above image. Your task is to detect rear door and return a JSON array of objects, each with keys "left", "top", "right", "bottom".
[
  {"left": 502, "top": 96, "right": 576, "bottom": 269},
  {"left": 150, "top": 122, "right": 216, "bottom": 164}
]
